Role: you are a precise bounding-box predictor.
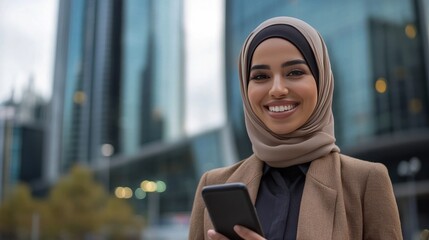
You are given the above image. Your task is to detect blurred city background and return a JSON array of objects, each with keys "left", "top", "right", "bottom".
[{"left": 0, "top": 0, "right": 428, "bottom": 239}]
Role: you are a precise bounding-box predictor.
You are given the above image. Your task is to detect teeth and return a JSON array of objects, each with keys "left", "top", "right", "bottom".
[{"left": 269, "top": 105, "right": 296, "bottom": 112}]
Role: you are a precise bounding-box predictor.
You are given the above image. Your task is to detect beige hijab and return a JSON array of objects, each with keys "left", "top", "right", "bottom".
[{"left": 239, "top": 16, "right": 340, "bottom": 167}]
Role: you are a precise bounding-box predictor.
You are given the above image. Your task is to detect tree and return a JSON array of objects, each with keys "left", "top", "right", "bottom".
[
  {"left": 0, "top": 183, "right": 37, "bottom": 239},
  {"left": 47, "top": 165, "right": 107, "bottom": 238},
  {"left": 102, "top": 197, "right": 144, "bottom": 239},
  {"left": 0, "top": 165, "right": 143, "bottom": 239}
]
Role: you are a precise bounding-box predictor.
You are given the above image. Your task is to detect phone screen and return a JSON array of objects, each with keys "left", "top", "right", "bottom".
[{"left": 202, "top": 182, "right": 264, "bottom": 239}]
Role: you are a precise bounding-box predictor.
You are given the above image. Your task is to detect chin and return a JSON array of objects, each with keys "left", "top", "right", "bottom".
[{"left": 267, "top": 121, "right": 303, "bottom": 135}]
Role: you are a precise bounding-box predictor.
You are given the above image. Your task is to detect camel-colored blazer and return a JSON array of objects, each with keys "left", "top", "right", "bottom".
[{"left": 188, "top": 152, "right": 402, "bottom": 239}]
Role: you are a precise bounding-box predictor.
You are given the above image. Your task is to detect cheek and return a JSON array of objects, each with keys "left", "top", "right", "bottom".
[
  {"left": 305, "top": 85, "right": 318, "bottom": 113},
  {"left": 247, "top": 85, "right": 262, "bottom": 110},
  {"left": 247, "top": 89, "right": 255, "bottom": 103}
]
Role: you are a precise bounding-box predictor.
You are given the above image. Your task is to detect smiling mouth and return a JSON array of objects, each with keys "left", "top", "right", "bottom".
[{"left": 268, "top": 104, "right": 298, "bottom": 113}]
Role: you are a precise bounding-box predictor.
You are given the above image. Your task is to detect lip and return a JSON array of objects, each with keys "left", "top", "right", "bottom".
[{"left": 264, "top": 100, "right": 299, "bottom": 119}]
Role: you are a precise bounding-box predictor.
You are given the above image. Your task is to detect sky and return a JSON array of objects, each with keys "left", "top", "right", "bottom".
[
  {"left": 0, "top": 0, "right": 58, "bottom": 102},
  {"left": 184, "top": 0, "right": 225, "bottom": 134},
  {"left": 0, "top": 0, "right": 225, "bottom": 136}
]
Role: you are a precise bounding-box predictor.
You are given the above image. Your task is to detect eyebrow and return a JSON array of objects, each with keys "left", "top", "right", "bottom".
[
  {"left": 281, "top": 59, "right": 307, "bottom": 68},
  {"left": 250, "top": 59, "right": 307, "bottom": 71}
]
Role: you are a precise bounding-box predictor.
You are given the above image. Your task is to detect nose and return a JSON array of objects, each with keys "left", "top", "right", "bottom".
[{"left": 269, "top": 74, "right": 288, "bottom": 98}]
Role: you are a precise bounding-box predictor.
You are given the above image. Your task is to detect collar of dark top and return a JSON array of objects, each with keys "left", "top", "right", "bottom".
[{"left": 262, "top": 162, "right": 310, "bottom": 176}]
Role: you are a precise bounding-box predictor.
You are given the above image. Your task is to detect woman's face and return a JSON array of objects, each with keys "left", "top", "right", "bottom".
[{"left": 248, "top": 38, "right": 318, "bottom": 135}]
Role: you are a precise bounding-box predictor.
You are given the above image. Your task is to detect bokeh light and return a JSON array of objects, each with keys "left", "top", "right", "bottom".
[
  {"left": 141, "top": 180, "right": 157, "bottom": 192},
  {"left": 375, "top": 78, "right": 387, "bottom": 94},
  {"left": 115, "top": 186, "right": 133, "bottom": 199},
  {"left": 140, "top": 180, "right": 167, "bottom": 193},
  {"left": 135, "top": 188, "right": 146, "bottom": 199},
  {"left": 405, "top": 24, "right": 416, "bottom": 39},
  {"left": 156, "top": 181, "right": 167, "bottom": 192}
]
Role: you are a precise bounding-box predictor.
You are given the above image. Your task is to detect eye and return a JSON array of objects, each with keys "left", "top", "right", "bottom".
[
  {"left": 249, "top": 73, "right": 270, "bottom": 81},
  {"left": 287, "top": 70, "right": 305, "bottom": 77}
]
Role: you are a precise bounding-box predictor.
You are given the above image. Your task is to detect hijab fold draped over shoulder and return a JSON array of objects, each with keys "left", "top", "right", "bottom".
[{"left": 238, "top": 16, "right": 339, "bottom": 167}]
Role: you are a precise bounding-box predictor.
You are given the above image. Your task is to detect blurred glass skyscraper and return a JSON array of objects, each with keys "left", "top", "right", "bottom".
[
  {"left": 47, "top": 0, "right": 186, "bottom": 181},
  {"left": 224, "top": 0, "right": 429, "bottom": 238},
  {"left": 43, "top": 0, "right": 233, "bottom": 233}
]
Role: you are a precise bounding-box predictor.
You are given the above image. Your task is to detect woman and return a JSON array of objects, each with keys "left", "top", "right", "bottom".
[{"left": 189, "top": 16, "right": 402, "bottom": 240}]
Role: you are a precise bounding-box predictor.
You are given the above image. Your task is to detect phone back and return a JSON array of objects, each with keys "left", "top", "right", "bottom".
[{"left": 202, "top": 182, "right": 263, "bottom": 240}]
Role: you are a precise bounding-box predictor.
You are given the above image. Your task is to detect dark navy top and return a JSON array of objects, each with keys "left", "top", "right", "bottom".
[{"left": 255, "top": 163, "right": 309, "bottom": 240}]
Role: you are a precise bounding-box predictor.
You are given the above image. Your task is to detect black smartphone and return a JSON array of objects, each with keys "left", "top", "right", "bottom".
[{"left": 201, "top": 182, "right": 264, "bottom": 240}]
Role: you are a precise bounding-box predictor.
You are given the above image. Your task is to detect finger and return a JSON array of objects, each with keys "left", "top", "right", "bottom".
[
  {"left": 234, "top": 225, "right": 266, "bottom": 240},
  {"left": 207, "top": 229, "right": 229, "bottom": 240}
]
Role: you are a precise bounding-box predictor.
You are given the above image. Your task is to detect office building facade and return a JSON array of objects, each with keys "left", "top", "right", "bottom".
[
  {"left": 48, "top": 0, "right": 187, "bottom": 181},
  {"left": 0, "top": 79, "right": 46, "bottom": 200},
  {"left": 45, "top": 0, "right": 232, "bottom": 229}
]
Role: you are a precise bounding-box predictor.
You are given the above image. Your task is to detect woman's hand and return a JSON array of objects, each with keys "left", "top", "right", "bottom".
[{"left": 207, "top": 225, "right": 266, "bottom": 240}]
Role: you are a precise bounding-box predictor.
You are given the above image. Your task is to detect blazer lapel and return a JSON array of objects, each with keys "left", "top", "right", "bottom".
[
  {"left": 297, "top": 154, "right": 338, "bottom": 240},
  {"left": 203, "top": 155, "right": 264, "bottom": 237},
  {"left": 218, "top": 154, "right": 343, "bottom": 239},
  {"left": 226, "top": 155, "right": 264, "bottom": 204}
]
